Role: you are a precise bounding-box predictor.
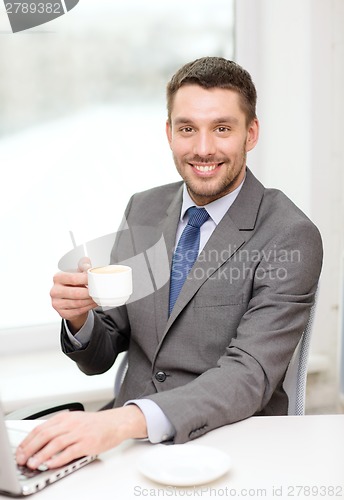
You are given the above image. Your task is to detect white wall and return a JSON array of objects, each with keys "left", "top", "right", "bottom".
[{"left": 235, "top": 0, "right": 344, "bottom": 410}]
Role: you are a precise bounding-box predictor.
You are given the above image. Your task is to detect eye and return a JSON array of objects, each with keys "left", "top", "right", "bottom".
[
  {"left": 180, "top": 126, "right": 194, "bottom": 133},
  {"left": 216, "top": 126, "right": 230, "bottom": 133}
]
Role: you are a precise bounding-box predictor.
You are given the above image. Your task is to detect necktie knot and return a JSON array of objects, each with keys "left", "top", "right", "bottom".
[{"left": 186, "top": 206, "right": 209, "bottom": 228}]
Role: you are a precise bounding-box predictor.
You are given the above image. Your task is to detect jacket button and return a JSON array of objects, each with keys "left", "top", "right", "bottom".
[{"left": 155, "top": 371, "right": 167, "bottom": 382}]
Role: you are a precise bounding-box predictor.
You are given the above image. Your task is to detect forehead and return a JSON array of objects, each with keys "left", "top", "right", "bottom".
[{"left": 170, "top": 84, "right": 245, "bottom": 123}]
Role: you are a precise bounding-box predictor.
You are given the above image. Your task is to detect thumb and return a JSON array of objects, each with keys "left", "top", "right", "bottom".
[{"left": 78, "top": 257, "right": 92, "bottom": 272}]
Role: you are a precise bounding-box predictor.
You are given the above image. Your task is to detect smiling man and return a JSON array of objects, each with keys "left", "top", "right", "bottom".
[
  {"left": 17, "top": 57, "right": 322, "bottom": 471},
  {"left": 166, "top": 83, "right": 258, "bottom": 205}
]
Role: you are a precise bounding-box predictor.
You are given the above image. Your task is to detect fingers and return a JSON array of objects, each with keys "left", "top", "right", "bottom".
[
  {"left": 78, "top": 257, "right": 92, "bottom": 272},
  {"left": 50, "top": 271, "right": 96, "bottom": 322},
  {"left": 16, "top": 418, "right": 65, "bottom": 467},
  {"left": 51, "top": 300, "right": 95, "bottom": 321},
  {"left": 53, "top": 272, "right": 88, "bottom": 288},
  {"left": 44, "top": 444, "right": 83, "bottom": 470}
]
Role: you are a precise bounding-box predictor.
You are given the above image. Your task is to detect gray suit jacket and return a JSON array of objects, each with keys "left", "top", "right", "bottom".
[{"left": 62, "top": 168, "right": 323, "bottom": 443}]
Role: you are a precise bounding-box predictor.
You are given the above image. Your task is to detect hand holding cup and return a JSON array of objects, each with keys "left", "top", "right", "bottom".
[{"left": 50, "top": 257, "right": 96, "bottom": 332}]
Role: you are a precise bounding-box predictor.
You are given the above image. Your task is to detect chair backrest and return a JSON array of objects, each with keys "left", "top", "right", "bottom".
[
  {"left": 283, "top": 293, "right": 318, "bottom": 415},
  {"left": 114, "top": 351, "right": 129, "bottom": 398}
]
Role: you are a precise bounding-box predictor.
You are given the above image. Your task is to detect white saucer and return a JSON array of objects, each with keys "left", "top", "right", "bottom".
[{"left": 137, "top": 444, "right": 232, "bottom": 486}]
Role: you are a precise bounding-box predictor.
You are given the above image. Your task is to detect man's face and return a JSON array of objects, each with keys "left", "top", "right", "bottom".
[{"left": 166, "top": 84, "right": 259, "bottom": 206}]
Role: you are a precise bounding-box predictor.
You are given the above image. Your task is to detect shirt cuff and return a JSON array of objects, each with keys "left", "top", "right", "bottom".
[
  {"left": 125, "top": 399, "right": 175, "bottom": 443},
  {"left": 64, "top": 311, "right": 94, "bottom": 349}
]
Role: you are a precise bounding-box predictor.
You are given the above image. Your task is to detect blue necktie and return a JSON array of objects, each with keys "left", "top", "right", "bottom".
[{"left": 169, "top": 206, "right": 210, "bottom": 316}]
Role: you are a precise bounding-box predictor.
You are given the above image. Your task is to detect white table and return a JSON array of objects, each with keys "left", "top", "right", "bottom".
[
  {"left": 3, "top": 415, "right": 344, "bottom": 500},
  {"left": 0, "top": 350, "right": 125, "bottom": 413}
]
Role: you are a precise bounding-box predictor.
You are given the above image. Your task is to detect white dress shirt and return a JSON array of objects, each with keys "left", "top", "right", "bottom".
[{"left": 65, "top": 178, "right": 244, "bottom": 442}]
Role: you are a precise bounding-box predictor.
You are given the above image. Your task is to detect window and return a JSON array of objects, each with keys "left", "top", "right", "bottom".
[{"left": 0, "top": 0, "right": 234, "bottom": 340}]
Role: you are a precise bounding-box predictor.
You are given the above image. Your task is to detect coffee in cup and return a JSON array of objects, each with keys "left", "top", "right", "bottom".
[{"left": 87, "top": 264, "right": 132, "bottom": 307}]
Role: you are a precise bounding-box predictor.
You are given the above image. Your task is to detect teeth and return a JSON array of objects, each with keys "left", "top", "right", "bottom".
[{"left": 194, "top": 164, "right": 217, "bottom": 172}]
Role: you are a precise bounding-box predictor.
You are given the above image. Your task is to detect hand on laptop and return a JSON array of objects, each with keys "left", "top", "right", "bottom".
[
  {"left": 16, "top": 406, "right": 147, "bottom": 470},
  {"left": 50, "top": 257, "right": 97, "bottom": 334}
]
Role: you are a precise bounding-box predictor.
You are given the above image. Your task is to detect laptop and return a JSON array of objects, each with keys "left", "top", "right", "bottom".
[{"left": 0, "top": 405, "right": 97, "bottom": 496}]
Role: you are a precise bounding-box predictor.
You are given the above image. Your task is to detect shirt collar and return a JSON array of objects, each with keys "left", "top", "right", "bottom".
[{"left": 180, "top": 175, "right": 245, "bottom": 226}]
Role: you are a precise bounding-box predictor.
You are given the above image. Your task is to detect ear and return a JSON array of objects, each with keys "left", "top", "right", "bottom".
[
  {"left": 166, "top": 120, "right": 172, "bottom": 147},
  {"left": 245, "top": 118, "right": 259, "bottom": 152}
]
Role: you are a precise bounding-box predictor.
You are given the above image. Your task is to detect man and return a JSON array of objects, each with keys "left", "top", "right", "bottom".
[{"left": 16, "top": 57, "right": 322, "bottom": 470}]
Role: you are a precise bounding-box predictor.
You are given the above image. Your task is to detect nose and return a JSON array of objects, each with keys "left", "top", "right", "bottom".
[{"left": 193, "top": 131, "right": 216, "bottom": 158}]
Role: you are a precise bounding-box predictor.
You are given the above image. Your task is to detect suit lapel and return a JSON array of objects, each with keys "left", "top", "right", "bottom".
[{"left": 153, "top": 184, "right": 183, "bottom": 339}]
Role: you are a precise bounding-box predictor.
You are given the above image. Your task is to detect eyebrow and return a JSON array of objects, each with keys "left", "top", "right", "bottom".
[{"left": 173, "top": 116, "right": 239, "bottom": 126}]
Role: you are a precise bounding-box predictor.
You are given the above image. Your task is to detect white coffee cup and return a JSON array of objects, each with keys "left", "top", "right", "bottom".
[{"left": 87, "top": 265, "right": 132, "bottom": 307}]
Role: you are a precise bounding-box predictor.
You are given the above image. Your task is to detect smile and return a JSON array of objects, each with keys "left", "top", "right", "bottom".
[{"left": 193, "top": 164, "right": 219, "bottom": 172}]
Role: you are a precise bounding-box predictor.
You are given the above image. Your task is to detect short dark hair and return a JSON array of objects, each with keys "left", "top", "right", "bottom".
[{"left": 167, "top": 57, "right": 257, "bottom": 126}]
